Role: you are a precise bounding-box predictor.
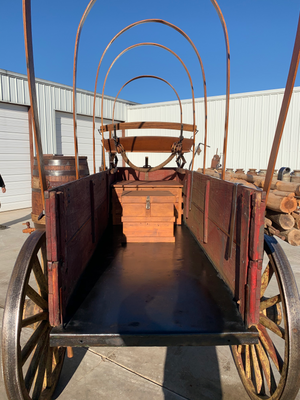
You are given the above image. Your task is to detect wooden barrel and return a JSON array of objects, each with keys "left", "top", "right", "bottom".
[{"left": 32, "top": 155, "right": 89, "bottom": 226}]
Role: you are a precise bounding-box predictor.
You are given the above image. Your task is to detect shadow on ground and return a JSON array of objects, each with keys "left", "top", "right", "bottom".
[
  {"left": 53, "top": 348, "right": 88, "bottom": 399},
  {"left": 0, "top": 213, "right": 31, "bottom": 227},
  {"left": 163, "top": 347, "right": 222, "bottom": 400}
]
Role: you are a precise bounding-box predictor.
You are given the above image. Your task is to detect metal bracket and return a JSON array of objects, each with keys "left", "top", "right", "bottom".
[
  {"left": 277, "top": 167, "right": 291, "bottom": 181},
  {"left": 146, "top": 196, "right": 150, "bottom": 210}
]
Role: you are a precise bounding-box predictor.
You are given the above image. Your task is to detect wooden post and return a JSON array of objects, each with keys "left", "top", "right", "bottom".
[{"left": 263, "top": 16, "right": 300, "bottom": 199}]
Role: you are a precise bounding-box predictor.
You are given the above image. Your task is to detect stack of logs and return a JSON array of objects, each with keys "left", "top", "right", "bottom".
[{"left": 201, "top": 168, "right": 300, "bottom": 246}]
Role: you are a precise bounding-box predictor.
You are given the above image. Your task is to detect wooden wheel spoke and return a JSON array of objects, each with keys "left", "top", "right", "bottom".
[
  {"left": 45, "top": 346, "right": 54, "bottom": 389},
  {"left": 260, "top": 263, "right": 274, "bottom": 298},
  {"left": 259, "top": 313, "right": 285, "bottom": 339},
  {"left": 22, "top": 311, "right": 48, "bottom": 328},
  {"left": 31, "top": 255, "right": 48, "bottom": 299},
  {"left": 21, "top": 321, "right": 49, "bottom": 366},
  {"left": 250, "top": 344, "right": 263, "bottom": 394},
  {"left": 257, "top": 323, "right": 283, "bottom": 372},
  {"left": 26, "top": 284, "right": 48, "bottom": 310},
  {"left": 260, "top": 294, "right": 281, "bottom": 311},
  {"left": 32, "top": 336, "right": 49, "bottom": 400},
  {"left": 24, "top": 330, "right": 48, "bottom": 392},
  {"left": 256, "top": 339, "right": 277, "bottom": 394},
  {"left": 53, "top": 347, "right": 61, "bottom": 365},
  {"left": 245, "top": 345, "right": 251, "bottom": 380}
]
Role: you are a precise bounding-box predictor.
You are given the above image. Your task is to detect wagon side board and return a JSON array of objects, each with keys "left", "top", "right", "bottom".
[
  {"left": 45, "top": 170, "right": 114, "bottom": 326},
  {"left": 180, "top": 171, "right": 265, "bottom": 326}
]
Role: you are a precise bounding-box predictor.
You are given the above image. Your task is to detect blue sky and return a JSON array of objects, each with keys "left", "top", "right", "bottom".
[{"left": 0, "top": 1, "right": 299, "bottom": 104}]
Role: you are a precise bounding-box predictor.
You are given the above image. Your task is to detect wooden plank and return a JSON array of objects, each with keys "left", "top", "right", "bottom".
[
  {"left": 247, "top": 261, "right": 263, "bottom": 327},
  {"left": 113, "top": 180, "right": 183, "bottom": 188},
  {"left": 104, "top": 136, "right": 193, "bottom": 153},
  {"left": 203, "top": 180, "right": 210, "bottom": 243},
  {"left": 45, "top": 190, "right": 61, "bottom": 326},
  {"left": 187, "top": 192, "right": 237, "bottom": 292},
  {"left": 125, "top": 236, "right": 175, "bottom": 243},
  {"left": 122, "top": 216, "right": 175, "bottom": 222},
  {"left": 249, "top": 192, "right": 266, "bottom": 261},
  {"left": 122, "top": 203, "right": 174, "bottom": 217},
  {"left": 123, "top": 222, "right": 174, "bottom": 237},
  {"left": 236, "top": 189, "right": 251, "bottom": 320},
  {"left": 100, "top": 121, "right": 195, "bottom": 133},
  {"left": 121, "top": 190, "right": 175, "bottom": 202}
]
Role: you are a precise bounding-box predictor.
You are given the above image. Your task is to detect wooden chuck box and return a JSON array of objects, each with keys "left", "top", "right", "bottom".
[{"left": 121, "top": 190, "right": 175, "bottom": 242}]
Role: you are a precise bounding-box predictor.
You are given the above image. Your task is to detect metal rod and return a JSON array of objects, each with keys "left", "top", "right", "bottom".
[
  {"left": 111, "top": 75, "right": 183, "bottom": 126},
  {"left": 73, "top": 0, "right": 97, "bottom": 179},
  {"left": 263, "top": 15, "right": 300, "bottom": 200},
  {"left": 210, "top": 0, "right": 230, "bottom": 180},
  {"left": 100, "top": 42, "right": 196, "bottom": 169},
  {"left": 92, "top": 19, "right": 207, "bottom": 174}
]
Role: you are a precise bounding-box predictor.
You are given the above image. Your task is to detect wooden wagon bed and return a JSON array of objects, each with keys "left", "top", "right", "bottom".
[
  {"left": 44, "top": 167, "right": 265, "bottom": 348},
  {"left": 50, "top": 224, "right": 258, "bottom": 347}
]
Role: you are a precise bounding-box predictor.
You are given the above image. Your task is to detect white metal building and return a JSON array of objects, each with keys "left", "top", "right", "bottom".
[
  {"left": 0, "top": 69, "right": 134, "bottom": 212},
  {"left": 1, "top": 68, "right": 300, "bottom": 212},
  {"left": 126, "top": 87, "right": 300, "bottom": 173}
]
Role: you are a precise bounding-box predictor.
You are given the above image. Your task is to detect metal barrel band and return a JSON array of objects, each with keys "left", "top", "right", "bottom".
[{"left": 33, "top": 169, "right": 89, "bottom": 177}]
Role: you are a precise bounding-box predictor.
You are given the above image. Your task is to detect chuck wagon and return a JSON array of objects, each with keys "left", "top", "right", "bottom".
[{"left": 2, "top": 1, "right": 300, "bottom": 399}]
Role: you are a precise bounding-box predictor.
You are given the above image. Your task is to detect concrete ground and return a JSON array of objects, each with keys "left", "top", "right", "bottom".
[{"left": 0, "top": 207, "right": 300, "bottom": 400}]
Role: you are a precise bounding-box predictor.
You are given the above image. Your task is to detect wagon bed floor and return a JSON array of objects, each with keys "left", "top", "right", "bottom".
[{"left": 50, "top": 225, "right": 258, "bottom": 347}]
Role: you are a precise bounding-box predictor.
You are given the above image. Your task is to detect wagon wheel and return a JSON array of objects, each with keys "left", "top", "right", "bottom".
[
  {"left": 2, "top": 229, "right": 65, "bottom": 400},
  {"left": 232, "top": 234, "right": 300, "bottom": 400}
]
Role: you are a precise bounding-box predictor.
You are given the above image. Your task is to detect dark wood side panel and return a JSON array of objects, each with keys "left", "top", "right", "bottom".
[
  {"left": 45, "top": 171, "right": 114, "bottom": 325},
  {"left": 180, "top": 171, "right": 265, "bottom": 325}
]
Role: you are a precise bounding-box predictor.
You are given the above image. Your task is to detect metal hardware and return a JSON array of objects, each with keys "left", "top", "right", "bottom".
[
  {"left": 146, "top": 196, "right": 150, "bottom": 210},
  {"left": 277, "top": 167, "right": 291, "bottom": 181},
  {"left": 189, "top": 142, "right": 210, "bottom": 170},
  {"left": 38, "top": 210, "right": 45, "bottom": 220}
]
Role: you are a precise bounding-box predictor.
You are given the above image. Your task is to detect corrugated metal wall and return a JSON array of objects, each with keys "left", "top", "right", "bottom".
[
  {"left": 127, "top": 87, "right": 300, "bottom": 172},
  {"left": 1, "top": 68, "right": 300, "bottom": 175},
  {"left": 0, "top": 69, "right": 134, "bottom": 155},
  {"left": 0, "top": 69, "right": 134, "bottom": 212}
]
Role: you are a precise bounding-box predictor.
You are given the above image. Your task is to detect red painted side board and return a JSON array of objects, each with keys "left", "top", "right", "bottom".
[
  {"left": 249, "top": 192, "right": 266, "bottom": 261},
  {"left": 246, "top": 260, "right": 263, "bottom": 326},
  {"left": 45, "top": 191, "right": 61, "bottom": 326},
  {"left": 246, "top": 191, "right": 265, "bottom": 326},
  {"left": 181, "top": 170, "right": 264, "bottom": 325},
  {"left": 45, "top": 171, "right": 114, "bottom": 326},
  {"left": 203, "top": 179, "right": 210, "bottom": 243}
]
